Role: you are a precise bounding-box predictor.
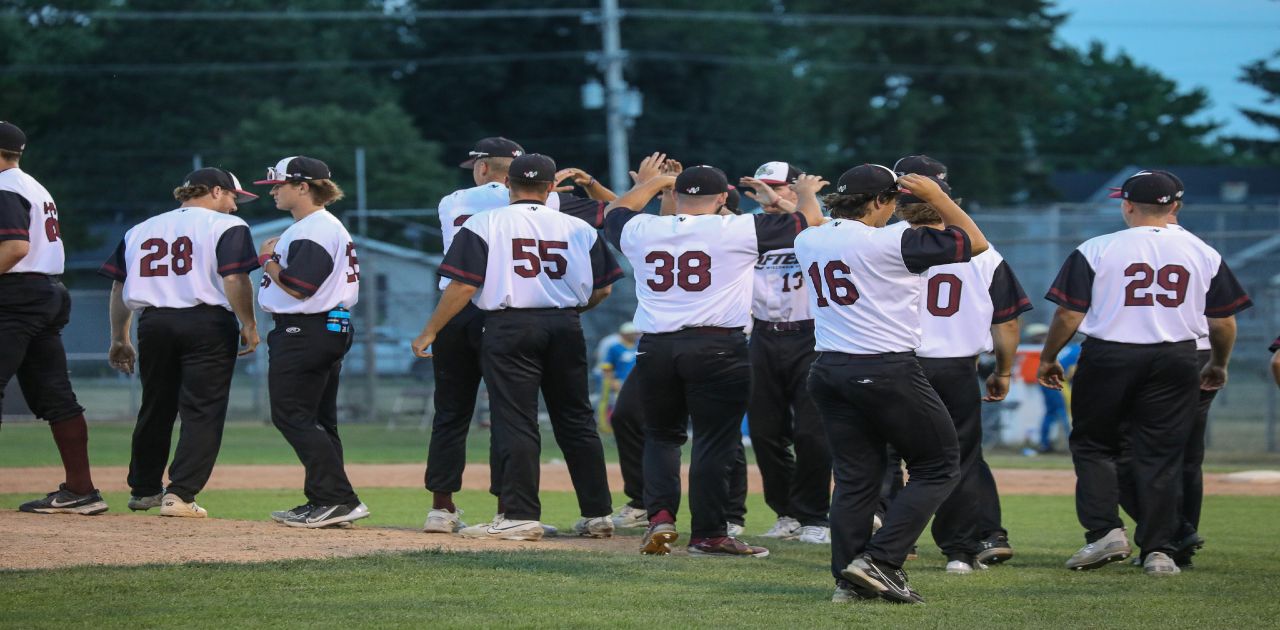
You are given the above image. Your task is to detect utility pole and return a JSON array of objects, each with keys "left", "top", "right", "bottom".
[
  {"left": 355, "top": 147, "right": 378, "bottom": 423},
  {"left": 600, "top": 0, "right": 630, "bottom": 192}
]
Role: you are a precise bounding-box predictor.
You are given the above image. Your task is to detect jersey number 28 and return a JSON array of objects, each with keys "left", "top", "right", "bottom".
[{"left": 139, "top": 237, "right": 194, "bottom": 277}]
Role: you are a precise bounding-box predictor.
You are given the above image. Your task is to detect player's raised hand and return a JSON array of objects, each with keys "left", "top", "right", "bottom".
[
  {"left": 660, "top": 159, "right": 683, "bottom": 177},
  {"left": 898, "top": 173, "right": 947, "bottom": 203},
  {"left": 1037, "top": 360, "right": 1065, "bottom": 390},
  {"left": 108, "top": 340, "right": 136, "bottom": 375},
  {"left": 983, "top": 372, "right": 1010, "bottom": 401},
  {"left": 1200, "top": 364, "right": 1228, "bottom": 391},
  {"left": 238, "top": 325, "right": 260, "bottom": 356},
  {"left": 738, "top": 177, "right": 778, "bottom": 205},
  {"left": 412, "top": 332, "right": 436, "bottom": 359},
  {"left": 635, "top": 152, "right": 668, "bottom": 184},
  {"left": 791, "top": 174, "right": 829, "bottom": 196},
  {"left": 259, "top": 236, "right": 280, "bottom": 257}
]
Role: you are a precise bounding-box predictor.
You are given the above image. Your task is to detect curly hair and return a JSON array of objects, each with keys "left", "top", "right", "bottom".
[
  {"left": 172, "top": 184, "right": 212, "bottom": 202},
  {"left": 823, "top": 189, "right": 898, "bottom": 220},
  {"left": 896, "top": 202, "right": 941, "bottom": 225}
]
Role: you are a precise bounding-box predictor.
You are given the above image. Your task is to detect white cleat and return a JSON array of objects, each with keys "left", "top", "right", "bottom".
[
  {"left": 573, "top": 515, "right": 615, "bottom": 538},
  {"left": 128, "top": 492, "right": 164, "bottom": 512},
  {"left": 945, "top": 559, "right": 988, "bottom": 574},
  {"left": 423, "top": 508, "right": 466, "bottom": 534},
  {"left": 159, "top": 494, "right": 208, "bottom": 518},
  {"left": 760, "top": 516, "right": 801, "bottom": 539},
  {"left": 797, "top": 525, "right": 831, "bottom": 544},
  {"left": 1066, "top": 527, "right": 1132, "bottom": 571},
  {"left": 458, "top": 517, "right": 544, "bottom": 541},
  {"left": 611, "top": 505, "right": 649, "bottom": 529},
  {"left": 727, "top": 522, "right": 745, "bottom": 538},
  {"left": 1144, "top": 551, "right": 1181, "bottom": 577}
]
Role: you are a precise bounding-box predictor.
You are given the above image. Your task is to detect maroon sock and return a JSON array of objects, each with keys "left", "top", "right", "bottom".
[
  {"left": 49, "top": 414, "right": 94, "bottom": 495},
  {"left": 651, "top": 509, "right": 675, "bottom": 525},
  {"left": 432, "top": 492, "right": 456, "bottom": 512}
]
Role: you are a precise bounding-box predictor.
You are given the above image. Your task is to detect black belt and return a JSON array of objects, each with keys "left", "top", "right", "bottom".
[
  {"left": 0, "top": 272, "right": 60, "bottom": 282},
  {"left": 272, "top": 312, "right": 330, "bottom": 323},
  {"left": 753, "top": 318, "right": 814, "bottom": 333},
  {"left": 490, "top": 307, "right": 576, "bottom": 315},
  {"left": 143, "top": 304, "right": 227, "bottom": 314},
  {"left": 818, "top": 350, "right": 916, "bottom": 360},
  {"left": 649, "top": 326, "right": 741, "bottom": 337}
]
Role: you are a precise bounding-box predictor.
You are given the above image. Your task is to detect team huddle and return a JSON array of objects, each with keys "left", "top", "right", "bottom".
[{"left": 0, "top": 120, "right": 1252, "bottom": 604}]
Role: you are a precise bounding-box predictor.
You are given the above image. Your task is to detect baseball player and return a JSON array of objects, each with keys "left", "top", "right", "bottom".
[
  {"left": 0, "top": 121, "right": 106, "bottom": 515},
  {"left": 737, "top": 161, "right": 832, "bottom": 544},
  {"left": 892, "top": 176, "right": 1032, "bottom": 573},
  {"left": 255, "top": 156, "right": 369, "bottom": 529},
  {"left": 423, "top": 137, "right": 616, "bottom": 535},
  {"left": 795, "top": 165, "right": 989, "bottom": 604},
  {"left": 1040, "top": 170, "right": 1249, "bottom": 576},
  {"left": 412, "top": 153, "right": 621, "bottom": 541},
  {"left": 98, "top": 168, "right": 261, "bottom": 518},
  {"left": 602, "top": 154, "right": 825, "bottom": 558}
]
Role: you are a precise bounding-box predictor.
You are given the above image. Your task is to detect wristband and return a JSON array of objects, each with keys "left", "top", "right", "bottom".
[
  {"left": 259, "top": 253, "right": 279, "bottom": 267},
  {"left": 995, "top": 373, "right": 1012, "bottom": 377}
]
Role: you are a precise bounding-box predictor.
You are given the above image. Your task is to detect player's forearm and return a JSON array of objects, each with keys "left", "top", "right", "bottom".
[
  {"left": 0, "top": 240, "right": 30, "bottom": 274},
  {"left": 795, "top": 192, "right": 823, "bottom": 227},
  {"left": 581, "top": 286, "right": 612, "bottom": 312},
  {"left": 1041, "top": 307, "right": 1084, "bottom": 364},
  {"left": 659, "top": 190, "right": 677, "bottom": 216},
  {"left": 108, "top": 281, "right": 133, "bottom": 343},
  {"left": 263, "top": 261, "right": 309, "bottom": 300},
  {"left": 1271, "top": 352, "right": 1280, "bottom": 388},
  {"left": 422, "top": 282, "right": 478, "bottom": 337},
  {"left": 990, "top": 318, "right": 1021, "bottom": 375},
  {"left": 1206, "top": 316, "right": 1236, "bottom": 369},
  {"left": 932, "top": 197, "right": 989, "bottom": 255},
  {"left": 582, "top": 178, "right": 617, "bottom": 203},
  {"left": 606, "top": 177, "right": 670, "bottom": 213},
  {"left": 222, "top": 273, "right": 258, "bottom": 330}
]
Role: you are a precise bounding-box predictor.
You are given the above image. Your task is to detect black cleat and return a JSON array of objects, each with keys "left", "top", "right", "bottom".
[
  {"left": 832, "top": 578, "right": 879, "bottom": 603},
  {"left": 271, "top": 503, "right": 313, "bottom": 523},
  {"left": 19, "top": 484, "right": 108, "bottom": 515},
  {"left": 1170, "top": 532, "right": 1204, "bottom": 568},
  {"left": 282, "top": 502, "right": 370, "bottom": 528},
  {"left": 841, "top": 555, "right": 924, "bottom": 604},
  {"left": 976, "top": 534, "right": 1015, "bottom": 565}
]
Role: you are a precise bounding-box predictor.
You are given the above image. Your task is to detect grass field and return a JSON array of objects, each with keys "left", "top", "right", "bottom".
[
  {"left": 4, "top": 422, "right": 1279, "bottom": 471},
  {"left": 1, "top": 491, "right": 1278, "bottom": 628}
]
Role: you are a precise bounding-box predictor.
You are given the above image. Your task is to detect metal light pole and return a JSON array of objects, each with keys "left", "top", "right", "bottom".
[{"left": 601, "top": 0, "right": 629, "bottom": 192}]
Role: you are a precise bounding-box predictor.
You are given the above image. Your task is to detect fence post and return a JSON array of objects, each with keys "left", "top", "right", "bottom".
[{"left": 354, "top": 147, "right": 378, "bottom": 423}]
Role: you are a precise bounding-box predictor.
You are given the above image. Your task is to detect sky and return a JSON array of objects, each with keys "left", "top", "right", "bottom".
[{"left": 1054, "top": 0, "right": 1280, "bottom": 140}]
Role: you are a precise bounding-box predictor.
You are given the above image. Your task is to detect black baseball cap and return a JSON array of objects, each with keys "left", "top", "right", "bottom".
[
  {"left": 183, "top": 167, "right": 258, "bottom": 204},
  {"left": 675, "top": 165, "right": 729, "bottom": 196},
  {"left": 254, "top": 156, "right": 332, "bottom": 185},
  {"left": 1109, "top": 169, "right": 1184, "bottom": 201},
  {"left": 893, "top": 154, "right": 947, "bottom": 180},
  {"left": 508, "top": 153, "right": 557, "bottom": 183},
  {"left": 897, "top": 176, "right": 951, "bottom": 205},
  {"left": 725, "top": 186, "right": 742, "bottom": 214},
  {"left": 460, "top": 137, "right": 525, "bottom": 168},
  {"left": 754, "top": 161, "right": 802, "bottom": 185},
  {"left": 1113, "top": 170, "right": 1180, "bottom": 205},
  {"left": 0, "top": 122, "right": 27, "bottom": 153},
  {"left": 834, "top": 164, "right": 898, "bottom": 195}
]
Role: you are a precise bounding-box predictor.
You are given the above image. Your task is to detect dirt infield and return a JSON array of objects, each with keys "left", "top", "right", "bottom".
[{"left": 3, "top": 463, "right": 1278, "bottom": 496}]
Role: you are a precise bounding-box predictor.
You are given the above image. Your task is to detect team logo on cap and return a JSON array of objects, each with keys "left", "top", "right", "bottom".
[
  {"left": 513, "top": 150, "right": 523, "bottom": 157},
  {"left": 524, "top": 171, "right": 538, "bottom": 178},
  {"left": 755, "top": 165, "right": 778, "bottom": 178},
  {"left": 837, "top": 184, "right": 846, "bottom": 192},
  {"left": 685, "top": 186, "right": 700, "bottom": 194}
]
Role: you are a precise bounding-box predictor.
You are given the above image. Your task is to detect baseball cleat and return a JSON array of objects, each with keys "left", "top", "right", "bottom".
[
  {"left": 422, "top": 508, "right": 466, "bottom": 534},
  {"left": 687, "top": 536, "right": 770, "bottom": 558},
  {"left": 1170, "top": 531, "right": 1205, "bottom": 567},
  {"left": 128, "top": 492, "right": 164, "bottom": 512},
  {"left": 797, "top": 525, "right": 831, "bottom": 544},
  {"left": 611, "top": 505, "right": 649, "bottom": 529},
  {"left": 271, "top": 503, "right": 312, "bottom": 523},
  {"left": 760, "top": 516, "right": 801, "bottom": 539},
  {"left": 640, "top": 521, "right": 678, "bottom": 555},
  {"left": 1143, "top": 551, "right": 1181, "bottom": 576},
  {"left": 945, "top": 556, "right": 988, "bottom": 574},
  {"left": 1065, "top": 527, "right": 1131, "bottom": 570},
  {"left": 159, "top": 493, "right": 208, "bottom": 518},
  {"left": 976, "top": 534, "right": 1014, "bottom": 565},
  {"left": 282, "top": 502, "right": 369, "bottom": 529},
  {"left": 19, "top": 485, "right": 108, "bottom": 515},
  {"left": 541, "top": 523, "right": 559, "bottom": 538},
  {"left": 832, "top": 579, "right": 879, "bottom": 603},
  {"left": 458, "top": 517, "right": 544, "bottom": 541},
  {"left": 841, "top": 555, "right": 923, "bottom": 604},
  {"left": 572, "top": 515, "right": 615, "bottom": 538},
  {"left": 727, "top": 522, "right": 745, "bottom": 538}
]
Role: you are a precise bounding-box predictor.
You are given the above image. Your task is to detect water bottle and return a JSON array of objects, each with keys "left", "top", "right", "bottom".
[{"left": 326, "top": 305, "right": 351, "bottom": 333}]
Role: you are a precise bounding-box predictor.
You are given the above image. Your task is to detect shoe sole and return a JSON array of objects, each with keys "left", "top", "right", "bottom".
[
  {"left": 612, "top": 518, "right": 649, "bottom": 529},
  {"left": 458, "top": 529, "right": 543, "bottom": 541},
  {"left": 422, "top": 523, "right": 461, "bottom": 534},
  {"left": 20, "top": 501, "right": 108, "bottom": 515},
  {"left": 285, "top": 510, "right": 371, "bottom": 529},
  {"left": 641, "top": 530, "right": 678, "bottom": 555},
  {"left": 840, "top": 565, "right": 919, "bottom": 605},
  {"left": 687, "top": 548, "right": 770, "bottom": 558},
  {"left": 159, "top": 509, "right": 208, "bottom": 518},
  {"left": 1067, "top": 550, "right": 1131, "bottom": 571},
  {"left": 976, "top": 548, "right": 1014, "bottom": 565},
  {"left": 575, "top": 530, "right": 614, "bottom": 539}
]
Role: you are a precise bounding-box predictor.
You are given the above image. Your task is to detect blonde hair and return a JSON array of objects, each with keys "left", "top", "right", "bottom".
[
  {"left": 897, "top": 202, "right": 941, "bottom": 225},
  {"left": 173, "top": 184, "right": 212, "bottom": 202},
  {"left": 294, "top": 179, "right": 345, "bottom": 206}
]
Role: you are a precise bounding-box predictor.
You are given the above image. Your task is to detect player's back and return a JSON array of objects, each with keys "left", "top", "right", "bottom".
[
  {"left": 0, "top": 167, "right": 64, "bottom": 275},
  {"left": 114, "top": 207, "right": 254, "bottom": 310},
  {"left": 917, "top": 246, "right": 1028, "bottom": 358}
]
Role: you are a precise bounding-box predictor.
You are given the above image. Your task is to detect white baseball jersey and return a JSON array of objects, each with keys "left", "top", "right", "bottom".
[
  {"left": 258, "top": 209, "right": 361, "bottom": 314},
  {"left": 437, "top": 184, "right": 606, "bottom": 290},
  {"left": 99, "top": 207, "right": 259, "bottom": 311},
  {"left": 916, "top": 245, "right": 1032, "bottom": 358},
  {"left": 602, "top": 208, "right": 807, "bottom": 334},
  {"left": 752, "top": 247, "right": 811, "bottom": 323},
  {"left": 440, "top": 201, "right": 622, "bottom": 310},
  {"left": 0, "top": 168, "right": 64, "bottom": 275},
  {"left": 1047, "top": 226, "right": 1251, "bottom": 344},
  {"left": 1166, "top": 223, "right": 1212, "bottom": 351},
  {"left": 794, "top": 218, "right": 972, "bottom": 354}
]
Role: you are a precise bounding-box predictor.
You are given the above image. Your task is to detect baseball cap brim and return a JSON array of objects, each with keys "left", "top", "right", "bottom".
[
  {"left": 757, "top": 178, "right": 789, "bottom": 186},
  {"left": 459, "top": 157, "right": 482, "bottom": 169},
  {"left": 232, "top": 188, "right": 259, "bottom": 204},
  {"left": 253, "top": 178, "right": 287, "bottom": 185},
  {"left": 1107, "top": 186, "right": 1122, "bottom": 199}
]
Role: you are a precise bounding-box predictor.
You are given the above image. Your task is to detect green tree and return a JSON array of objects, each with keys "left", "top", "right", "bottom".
[{"left": 1229, "top": 51, "right": 1280, "bottom": 165}]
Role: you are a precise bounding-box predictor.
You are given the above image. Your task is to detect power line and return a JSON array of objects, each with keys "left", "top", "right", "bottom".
[
  {"left": 630, "top": 51, "right": 1033, "bottom": 78},
  {"left": 0, "top": 51, "right": 589, "bottom": 75}
]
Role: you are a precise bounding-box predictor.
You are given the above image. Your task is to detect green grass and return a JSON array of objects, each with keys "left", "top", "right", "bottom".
[
  {"left": 4, "top": 422, "right": 1279, "bottom": 471},
  {"left": 1, "top": 492, "right": 1278, "bottom": 629}
]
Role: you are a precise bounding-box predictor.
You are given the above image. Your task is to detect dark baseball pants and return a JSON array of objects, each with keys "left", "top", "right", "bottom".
[
  {"left": 748, "top": 323, "right": 831, "bottom": 527},
  {"left": 920, "top": 356, "right": 985, "bottom": 559},
  {"left": 423, "top": 302, "right": 496, "bottom": 495},
  {"left": 1070, "top": 338, "right": 1198, "bottom": 557},
  {"left": 636, "top": 329, "right": 751, "bottom": 539},
  {"left": 808, "top": 351, "right": 960, "bottom": 578},
  {"left": 268, "top": 313, "right": 360, "bottom": 507},
  {"left": 614, "top": 373, "right": 748, "bottom": 522},
  {"left": 480, "top": 308, "right": 612, "bottom": 521},
  {"left": 973, "top": 455, "right": 1007, "bottom": 538},
  {"left": 0, "top": 274, "right": 84, "bottom": 425},
  {"left": 128, "top": 305, "right": 239, "bottom": 502}
]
